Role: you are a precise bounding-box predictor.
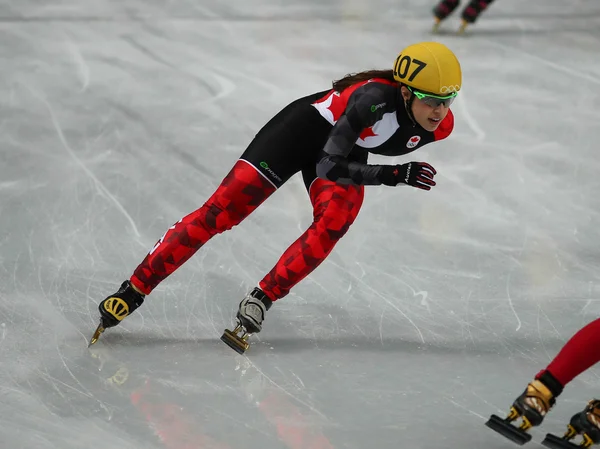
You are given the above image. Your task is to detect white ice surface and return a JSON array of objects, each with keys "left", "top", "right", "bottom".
[{"left": 1, "top": 1, "right": 600, "bottom": 448}]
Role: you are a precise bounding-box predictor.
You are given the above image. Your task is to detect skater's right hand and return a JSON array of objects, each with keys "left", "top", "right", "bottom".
[{"left": 379, "top": 162, "right": 437, "bottom": 190}]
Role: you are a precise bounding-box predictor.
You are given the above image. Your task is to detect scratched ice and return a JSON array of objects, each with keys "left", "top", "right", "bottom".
[{"left": 1, "top": 1, "right": 600, "bottom": 448}]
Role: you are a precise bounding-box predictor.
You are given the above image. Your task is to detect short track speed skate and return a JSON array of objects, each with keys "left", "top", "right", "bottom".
[
  {"left": 89, "top": 280, "right": 145, "bottom": 346},
  {"left": 221, "top": 287, "right": 272, "bottom": 354},
  {"left": 431, "top": 19, "right": 469, "bottom": 35},
  {"left": 431, "top": 0, "right": 459, "bottom": 33},
  {"left": 541, "top": 400, "right": 600, "bottom": 449},
  {"left": 486, "top": 378, "right": 558, "bottom": 445}
]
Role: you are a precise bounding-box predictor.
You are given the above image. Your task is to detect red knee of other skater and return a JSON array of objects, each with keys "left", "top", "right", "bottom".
[{"left": 130, "top": 275, "right": 152, "bottom": 296}]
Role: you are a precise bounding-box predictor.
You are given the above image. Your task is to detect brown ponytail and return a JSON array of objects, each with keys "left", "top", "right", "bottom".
[{"left": 332, "top": 69, "right": 396, "bottom": 93}]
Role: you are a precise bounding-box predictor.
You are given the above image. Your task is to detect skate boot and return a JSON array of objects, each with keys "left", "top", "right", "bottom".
[
  {"left": 89, "top": 280, "right": 145, "bottom": 346},
  {"left": 221, "top": 287, "right": 272, "bottom": 354},
  {"left": 431, "top": 0, "right": 460, "bottom": 33},
  {"left": 458, "top": 0, "right": 494, "bottom": 33},
  {"left": 542, "top": 400, "right": 600, "bottom": 449},
  {"left": 487, "top": 372, "right": 563, "bottom": 445}
]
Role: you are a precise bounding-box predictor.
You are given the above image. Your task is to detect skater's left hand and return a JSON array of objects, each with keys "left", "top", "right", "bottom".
[{"left": 379, "top": 162, "right": 437, "bottom": 190}]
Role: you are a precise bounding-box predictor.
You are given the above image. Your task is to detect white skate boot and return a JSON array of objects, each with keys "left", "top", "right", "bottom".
[{"left": 221, "top": 287, "right": 273, "bottom": 354}]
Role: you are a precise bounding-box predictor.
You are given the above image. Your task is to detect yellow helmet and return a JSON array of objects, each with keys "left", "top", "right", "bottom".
[{"left": 393, "top": 42, "right": 462, "bottom": 96}]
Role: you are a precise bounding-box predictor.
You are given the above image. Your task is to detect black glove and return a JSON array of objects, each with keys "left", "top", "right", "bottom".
[{"left": 379, "top": 162, "right": 437, "bottom": 190}]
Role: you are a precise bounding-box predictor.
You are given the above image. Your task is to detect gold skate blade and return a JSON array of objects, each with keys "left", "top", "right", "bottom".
[
  {"left": 220, "top": 329, "right": 249, "bottom": 354},
  {"left": 542, "top": 433, "right": 586, "bottom": 449},
  {"left": 485, "top": 414, "right": 532, "bottom": 445},
  {"left": 88, "top": 323, "right": 105, "bottom": 347}
]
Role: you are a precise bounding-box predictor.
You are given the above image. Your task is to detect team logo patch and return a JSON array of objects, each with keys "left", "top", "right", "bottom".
[{"left": 406, "top": 135, "right": 421, "bottom": 148}]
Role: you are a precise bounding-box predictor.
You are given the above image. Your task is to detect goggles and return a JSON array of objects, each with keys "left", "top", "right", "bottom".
[{"left": 407, "top": 86, "right": 457, "bottom": 108}]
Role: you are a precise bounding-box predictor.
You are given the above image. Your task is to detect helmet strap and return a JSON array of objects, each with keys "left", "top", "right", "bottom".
[{"left": 401, "top": 84, "right": 417, "bottom": 127}]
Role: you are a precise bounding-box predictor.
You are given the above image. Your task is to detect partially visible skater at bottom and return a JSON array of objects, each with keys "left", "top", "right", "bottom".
[
  {"left": 432, "top": 0, "right": 495, "bottom": 33},
  {"left": 89, "top": 41, "right": 463, "bottom": 354},
  {"left": 487, "top": 317, "right": 600, "bottom": 448}
]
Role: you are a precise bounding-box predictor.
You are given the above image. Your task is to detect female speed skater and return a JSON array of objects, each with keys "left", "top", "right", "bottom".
[
  {"left": 487, "top": 317, "right": 600, "bottom": 448},
  {"left": 88, "top": 41, "right": 462, "bottom": 354}
]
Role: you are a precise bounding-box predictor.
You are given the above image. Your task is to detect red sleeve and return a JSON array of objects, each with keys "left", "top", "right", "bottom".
[{"left": 433, "top": 109, "right": 454, "bottom": 141}]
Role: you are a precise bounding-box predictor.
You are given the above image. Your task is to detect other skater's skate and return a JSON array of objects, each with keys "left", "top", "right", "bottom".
[
  {"left": 89, "top": 280, "right": 145, "bottom": 346},
  {"left": 431, "top": 0, "right": 460, "bottom": 33},
  {"left": 221, "top": 287, "right": 272, "bottom": 354},
  {"left": 486, "top": 379, "right": 557, "bottom": 445},
  {"left": 457, "top": 19, "right": 468, "bottom": 34},
  {"left": 542, "top": 400, "right": 600, "bottom": 449}
]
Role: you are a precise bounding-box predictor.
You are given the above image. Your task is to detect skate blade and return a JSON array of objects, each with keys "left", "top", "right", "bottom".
[
  {"left": 485, "top": 414, "right": 532, "bottom": 445},
  {"left": 458, "top": 20, "right": 468, "bottom": 34},
  {"left": 220, "top": 328, "right": 249, "bottom": 354},
  {"left": 542, "top": 432, "right": 594, "bottom": 449},
  {"left": 88, "top": 323, "right": 105, "bottom": 347}
]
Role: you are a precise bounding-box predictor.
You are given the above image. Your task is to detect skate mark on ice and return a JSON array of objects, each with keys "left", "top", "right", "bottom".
[
  {"left": 504, "top": 229, "right": 536, "bottom": 336},
  {"left": 354, "top": 261, "right": 367, "bottom": 279},
  {"left": 245, "top": 358, "right": 328, "bottom": 420},
  {"left": 122, "top": 35, "right": 236, "bottom": 104},
  {"left": 536, "top": 306, "right": 553, "bottom": 362},
  {"left": 38, "top": 364, "right": 89, "bottom": 402},
  {"left": 370, "top": 264, "right": 434, "bottom": 327},
  {"left": 273, "top": 366, "right": 307, "bottom": 391},
  {"left": 414, "top": 291, "right": 430, "bottom": 313},
  {"left": 327, "top": 258, "right": 425, "bottom": 343},
  {"left": 0, "top": 387, "right": 69, "bottom": 434},
  {"left": 379, "top": 308, "right": 385, "bottom": 346},
  {"left": 20, "top": 84, "right": 142, "bottom": 241},
  {"left": 0, "top": 180, "right": 21, "bottom": 190},
  {"left": 505, "top": 272, "right": 522, "bottom": 332},
  {"left": 182, "top": 270, "right": 205, "bottom": 337},
  {"left": 537, "top": 305, "right": 563, "bottom": 362},
  {"left": 205, "top": 402, "right": 271, "bottom": 438},
  {"left": 373, "top": 263, "right": 432, "bottom": 315},
  {"left": 0, "top": 323, "right": 5, "bottom": 350},
  {"left": 203, "top": 280, "right": 220, "bottom": 338},
  {"left": 455, "top": 89, "right": 485, "bottom": 142},
  {"left": 53, "top": 337, "right": 110, "bottom": 416},
  {"left": 212, "top": 64, "right": 287, "bottom": 105},
  {"left": 143, "top": 298, "right": 169, "bottom": 339},
  {"left": 63, "top": 33, "right": 90, "bottom": 92},
  {"left": 162, "top": 286, "right": 177, "bottom": 338},
  {"left": 470, "top": 389, "right": 507, "bottom": 416},
  {"left": 445, "top": 397, "right": 486, "bottom": 420},
  {"left": 463, "top": 290, "right": 476, "bottom": 346},
  {"left": 290, "top": 370, "right": 306, "bottom": 389},
  {"left": 483, "top": 40, "right": 600, "bottom": 87},
  {"left": 121, "top": 35, "right": 215, "bottom": 96}
]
